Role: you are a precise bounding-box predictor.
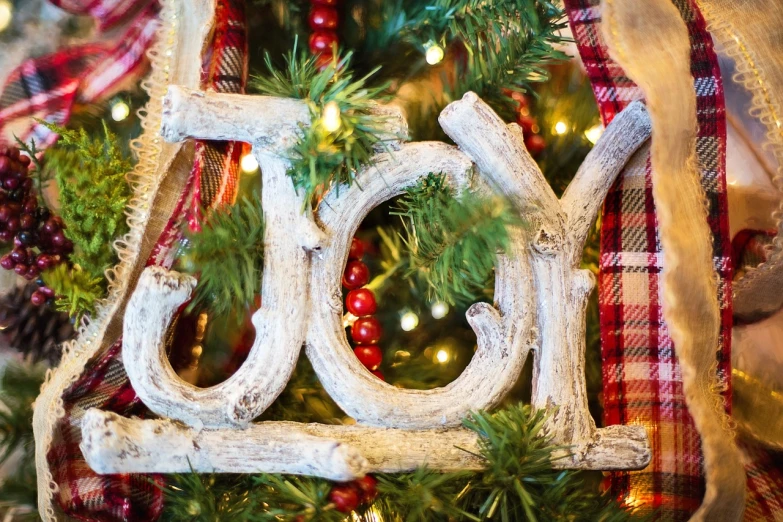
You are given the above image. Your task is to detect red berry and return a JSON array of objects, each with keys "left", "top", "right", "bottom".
[
  {"left": 309, "top": 5, "right": 338, "bottom": 30},
  {"left": 0, "top": 204, "right": 10, "bottom": 222},
  {"left": 18, "top": 154, "right": 30, "bottom": 166},
  {"left": 30, "top": 290, "right": 46, "bottom": 306},
  {"left": 0, "top": 254, "right": 13, "bottom": 270},
  {"left": 525, "top": 134, "right": 546, "bottom": 156},
  {"left": 13, "top": 264, "right": 27, "bottom": 276},
  {"left": 3, "top": 177, "right": 19, "bottom": 190},
  {"left": 51, "top": 231, "right": 66, "bottom": 246},
  {"left": 342, "top": 260, "right": 369, "bottom": 289},
  {"left": 10, "top": 248, "right": 26, "bottom": 263},
  {"left": 315, "top": 52, "right": 334, "bottom": 70},
  {"left": 371, "top": 370, "right": 384, "bottom": 381},
  {"left": 41, "top": 285, "right": 55, "bottom": 298},
  {"left": 354, "top": 345, "right": 382, "bottom": 371},
  {"left": 516, "top": 114, "right": 538, "bottom": 135},
  {"left": 0, "top": 231, "right": 12, "bottom": 242},
  {"left": 348, "top": 237, "right": 364, "bottom": 260},
  {"left": 328, "top": 485, "right": 360, "bottom": 513},
  {"left": 351, "top": 317, "right": 382, "bottom": 344},
  {"left": 353, "top": 475, "right": 378, "bottom": 503},
  {"left": 309, "top": 31, "right": 338, "bottom": 54},
  {"left": 19, "top": 214, "right": 35, "bottom": 230},
  {"left": 5, "top": 217, "right": 19, "bottom": 232},
  {"left": 345, "top": 288, "right": 377, "bottom": 316},
  {"left": 36, "top": 254, "right": 51, "bottom": 270},
  {"left": 43, "top": 219, "right": 58, "bottom": 233}
]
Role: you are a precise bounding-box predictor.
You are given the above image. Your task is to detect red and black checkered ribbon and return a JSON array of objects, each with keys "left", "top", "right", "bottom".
[
  {"left": 565, "top": 0, "right": 783, "bottom": 519},
  {"left": 46, "top": 1, "right": 248, "bottom": 519},
  {"left": 0, "top": 0, "right": 159, "bottom": 147}
]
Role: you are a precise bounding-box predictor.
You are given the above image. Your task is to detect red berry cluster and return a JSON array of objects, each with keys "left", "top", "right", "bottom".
[
  {"left": 308, "top": 0, "right": 340, "bottom": 68},
  {"left": 328, "top": 475, "right": 378, "bottom": 513},
  {"left": 343, "top": 238, "right": 384, "bottom": 380},
  {"left": 511, "top": 92, "right": 546, "bottom": 157},
  {"left": 0, "top": 147, "right": 71, "bottom": 305}
]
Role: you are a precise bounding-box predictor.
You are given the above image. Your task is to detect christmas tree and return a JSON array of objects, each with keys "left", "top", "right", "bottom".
[{"left": 0, "top": 0, "right": 781, "bottom": 521}]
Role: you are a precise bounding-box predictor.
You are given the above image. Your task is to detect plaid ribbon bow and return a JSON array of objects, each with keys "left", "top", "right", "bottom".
[
  {"left": 564, "top": 0, "right": 783, "bottom": 519},
  {"left": 0, "top": 0, "right": 159, "bottom": 148}
]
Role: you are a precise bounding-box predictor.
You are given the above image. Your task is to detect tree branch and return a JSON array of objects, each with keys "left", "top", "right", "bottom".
[{"left": 561, "top": 100, "right": 651, "bottom": 261}]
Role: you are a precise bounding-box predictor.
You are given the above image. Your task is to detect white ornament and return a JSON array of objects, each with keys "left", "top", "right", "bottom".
[{"left": 79, "top": 79, "right": 653, "bottom": 478}]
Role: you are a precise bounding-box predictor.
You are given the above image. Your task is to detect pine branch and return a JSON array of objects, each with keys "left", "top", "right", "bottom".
[
  {"left": 159, "top": 472, "right": 259, "bottom": 522},
  {"left": 460, "top": 405, "right": 643, "bottom": 521},
  {"left": 42, "top": 263, "right": 102, "bottom": 324},
  {"left": 181, "top": 196, "right": 264, "bottom": 319},
  {"left": 392, "top": 174, "right": 523, "bottom": 305},
  {"left": 251, "top": 475, "right": 346, "bottom": 521},
  {"left": 366, "top": 0, "right": 569, "bottom": 119},
  {"left": 373, "top": 468, "right": 476, "bottom": 522},
  {"left": 251, "top": 43, "right": 392, "bottom": 203},
  {"left": 42, "top": 121, "right": 132, "bottom": 281}
]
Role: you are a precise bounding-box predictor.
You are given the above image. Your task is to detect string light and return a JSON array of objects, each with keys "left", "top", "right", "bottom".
[
  {"left": 584, "top": 123, "right": 604, "bottom": 145},
  {"left": 322, "top": 101, "right": 342, "bottom": 132},
  {"left": 0, "top": 1, "right": 11, "bottom": 33},
  {"left": 110, "top": 101, "right": 130, "bottom": 122},
  {"left": 400, "top": 311, "right": 419, "bottom": 332},
  {"left": 435, "top": 349, "right": 450, "bottom": 363},
  {"left": 425, "top": 41, "right": 445, "bottom": 65},
  {"left": 431, "top": 301, "right": 449, "bottom": 319},
  {"left": 554, "top": 121, "right": 568, "bottom": 135},
  {"left": 240, "top": 153, "right": 259, "bottom": 173}
]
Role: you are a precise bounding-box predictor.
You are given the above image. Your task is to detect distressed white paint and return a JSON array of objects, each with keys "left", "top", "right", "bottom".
[
  {"left": 85, "top": 88, "right": 654, "bottom": 476},
  {"left": 440, "top": 94, "right": 652, "bottom": 460},
  {"left": 81, "top": 409, "right": 651, "bottom": 477}
]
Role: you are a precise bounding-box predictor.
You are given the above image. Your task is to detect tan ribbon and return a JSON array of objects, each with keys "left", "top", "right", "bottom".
[
  {"left": 601, "top": 0, "right": 746, "bottom": 520},
  {"left": 696, "top": 0, "right": 783, "bottom": 323}
]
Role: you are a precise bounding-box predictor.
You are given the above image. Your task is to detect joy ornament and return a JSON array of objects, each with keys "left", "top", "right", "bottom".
[{"left": 79, "top": 69, "right": 654, "bottom": 481}]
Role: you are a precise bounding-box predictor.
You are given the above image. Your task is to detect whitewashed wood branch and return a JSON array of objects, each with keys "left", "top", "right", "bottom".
[
  {"left": 307, "top": 141, "right": 536, "bottom": 429},
  {"left": 85, "top": 88, "right": 654, "bottom": 476},
  {"left": 80, "top": 409, "right": 650, "bottom": 478},
  {"left": 440, "top": 93, "right": 652, "bottom": 458}
]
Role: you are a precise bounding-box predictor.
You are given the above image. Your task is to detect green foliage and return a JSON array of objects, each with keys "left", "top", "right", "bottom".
[
  {"left": 393, "top": 174, "right": 523, "bottom": 305},
  {"left": 43, "top": 121, "right": 132, "bottom": 280},
  {"left": 160, "top": 473, "right": 259, "bottom": 522},
  {"left": 460, "top": 405, "right": 640, "bottom": 521},
  {"left": 374, "top": 468, "right": 474, "bottom": 521},
  {"left": 252, "top": 44, "right": 392, "bottom": 203},
  {"left": 42, "top": 263, "right": 103, "bottom": 323},
  {"left": 358, "top": 0, "right": 568, "bottom": 119},
  {"left": 249, "top": 475, "right": 347, "bottom": 521},
  {"left": 181, "top": 197, "right": 264, "bottom": 319},
  {"left": 0, "top": 362, "right": 45, "bottom": 520}
]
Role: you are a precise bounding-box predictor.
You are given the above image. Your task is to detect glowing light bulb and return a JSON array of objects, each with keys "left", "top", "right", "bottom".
[
  {"left": 240, "top": 153, "right": 259, "bottom": 173},
  {"left": 584, "top": 124, "right": 604, "bottom": 144},
  {"left": 425, "top": 42, "right": 445, "bottom": 65},
  {"left": 554, "top": 121, "right": 568, "bottom": 135},
  {"left": 111, "top": 101, "right": 130, "bottom": 122},
  {"left": 0, "top": 1, "right": 12, "bottom": 33},
  {"left": 322, "top": 101, "right": 342, "bottom": 132},
  {"left": 435, "top": 349, "right": 450, "bottom": 363},
  {"left": 431, "top": 301, "right": 449, "bottom": 319},
  {"left": 400, "top": 311, "right": 419, "bottom": 332}
]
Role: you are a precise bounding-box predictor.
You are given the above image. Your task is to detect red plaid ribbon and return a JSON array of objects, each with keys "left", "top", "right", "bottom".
[
  {"left": 0, "top": 0, "right": 159, "bottom": 147},
  {"left": 565, "top": 1, "right": 783, "bottom": 519},
  {"left": 46, "top": 1, "right": 248, "bottom": 519}
]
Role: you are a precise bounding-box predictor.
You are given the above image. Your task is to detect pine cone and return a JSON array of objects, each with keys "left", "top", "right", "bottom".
[{"left": 0, "top": 284, "right": 75, "bottom": 366}]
